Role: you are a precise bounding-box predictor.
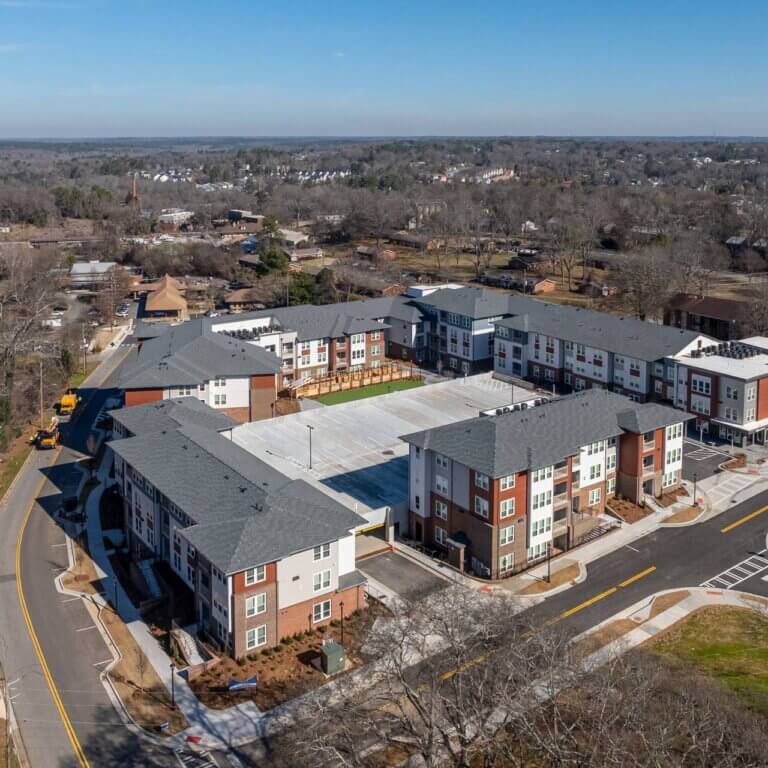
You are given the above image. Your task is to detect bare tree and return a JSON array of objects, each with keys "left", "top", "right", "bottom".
[{"left": 612, "top": 249, "right": 674, "bottom": 320}]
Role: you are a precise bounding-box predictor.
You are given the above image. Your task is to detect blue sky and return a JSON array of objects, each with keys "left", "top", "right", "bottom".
[{"left": 0, "top": 0, "right": 766, "bottom": 138}]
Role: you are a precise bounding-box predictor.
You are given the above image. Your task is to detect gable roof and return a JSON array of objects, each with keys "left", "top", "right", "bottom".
[
  {"left": 401, "top": 389, "right": 690, "bottom": 478},
  {"left": 495, "top": 303, "right": 705, "bottom": 361},
  {"left": 108, "top": 424, "right": 364, "bottom": 573},
  {"left": 415, "top": 286, "right": 537, "bottom": 319},
  {"left": 666, "top": 293, "right": 748, "bottom": 323},
  {"left": 109, "top": 397, "right": 236, "bottom": 437},
  {"left": 119, "top": 317, "right": 281, "bottom": 390}
]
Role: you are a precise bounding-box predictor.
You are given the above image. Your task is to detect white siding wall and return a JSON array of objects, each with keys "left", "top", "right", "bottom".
[
  {"left": 338, "top": 534, "right": 356, "bottom": 576},
  {"left": 528, "top": 467, "right": 554, "bottom": 549},
  {"left": 277, "top": 545, "right": 340, "bottom": 609},
  {"left": 409, "top": 444, "right": 428, "bottom": 517},
  {"left": 207, "top": 375, "right": 250, "bottom": 409}
]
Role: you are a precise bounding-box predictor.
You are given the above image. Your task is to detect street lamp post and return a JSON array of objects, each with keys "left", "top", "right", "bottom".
[
  {"left": 340, "top": 600, "right": 345, "bottom": 645},
  {"left": 113, "top": 578, "right": 119, "bottom": 614},
  {"left": 170, "top": 662, "right": 175, "bottom": 709},
  {"left": 307, "top": 424, "right": 315, "bottom": 470},
  {"left": 693, "top": 472, "right": 698, "bottom": 507},
  {"left": 546, "top": 541, "right": 551, "bottom": 583}
]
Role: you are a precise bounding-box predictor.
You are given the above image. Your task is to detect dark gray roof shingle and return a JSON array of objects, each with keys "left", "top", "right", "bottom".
[
  {"left": 495, "top": 303, "right": 704, "bottom": 361},
  {"left": 108, "top": 424, "right": 364, "bottom": 573},
  {"left": 402, "top": 389, "right": 691, "bottom": 478},
  {"left": 109, "top": 397, "right": 236, "bottom": 437},
  {"left": 119, "top": 317, "right": 281, "bottom": 389}
]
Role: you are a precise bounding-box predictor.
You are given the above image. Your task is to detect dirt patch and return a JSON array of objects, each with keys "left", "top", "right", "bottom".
[
  {"left": 518, "top": 562, "right": 580, "bottom": 595},
  {"left": 723, "top": 453, "right": 747, "bottom": 469},
  {"left": 61, "top": 534, "right": 101, "bottom": 595},
  {"left": 0, "top": 433, "right": 34, "bottom": 500},
  {"left": 101, "top": 607, "right": 187, "bottom": 734},
  {"left": 607, "top": 497, "right": 652, "bottom": 524},
  {"left": 0, "top": 720, "right": 21, "bottom": 768},
  {"left": 664, "top": 505, "right": 702, "bottom": 524},
  {"left": 576, "top": 618, "right": 639, "bottom": 656},
  {"left": 650, "top": 590, "right": 690, "bottom": 619},
  {"left": 191, "top": 602, "right": 388, "bottom": 710}
]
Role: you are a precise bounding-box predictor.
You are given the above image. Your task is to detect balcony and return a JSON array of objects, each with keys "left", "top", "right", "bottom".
[
  {"left": 553, "top": 492, "right": 569, "bottom": 508},
  {"left": 554, "top": 462, "right": 569, "bottom": 480},
  {"left": 552, "top": 517, "right": 568, "bottom": 535}
]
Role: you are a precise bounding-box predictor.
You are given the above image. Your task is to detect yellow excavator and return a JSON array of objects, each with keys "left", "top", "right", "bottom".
[
  {"left": 30, "top": 416, "right": 59, "bottom": 450},
  {"left": 58, "top": 390, "right": 81, "bottom": 417}
]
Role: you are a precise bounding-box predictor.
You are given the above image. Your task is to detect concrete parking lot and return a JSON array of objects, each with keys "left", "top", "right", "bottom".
[{"left": 359, "top": 551, "right": 448, "bottom": 601}]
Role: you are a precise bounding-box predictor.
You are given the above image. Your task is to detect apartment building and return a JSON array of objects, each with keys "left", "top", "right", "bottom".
[
  {"left": 108, "top": 412, "right": 366, "bottom": 659},
  {"left": 493, "top": 303, "right": 709, "bottom": 402},
  {"left": 119, "top": 318, "right": 281, "bottom": 422},
  {"left": 401, "top": 390, "right": 689, "bottom": 579},
  {"left": 211, "top": 305, "right": 390, "bottom": 385},
  {"left": 671, "top": 337, "right": 768, "bottom": 446}
]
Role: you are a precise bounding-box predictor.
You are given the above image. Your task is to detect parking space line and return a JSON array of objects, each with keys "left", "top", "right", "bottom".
[{"left": 75, "top": 625, "right": 97, "bottom": 632}]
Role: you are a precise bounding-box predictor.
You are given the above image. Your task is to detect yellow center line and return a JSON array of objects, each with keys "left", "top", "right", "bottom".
[
  {"left": 558, "top": 586, "right": 617, "bottom": 619},
  {"left": 721, "top": 505, "right": 768, "bottom": 534},
  {"left": 618, "top": 565, "right": 656, "bottom": 588},
  {"left": 15, "top": 450, "right": 91, "bottom": 768}
]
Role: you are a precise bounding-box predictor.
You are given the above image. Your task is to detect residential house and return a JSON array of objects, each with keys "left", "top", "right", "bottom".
[{"left": 664, "top": 293, "right": 750, "bottom": 341}]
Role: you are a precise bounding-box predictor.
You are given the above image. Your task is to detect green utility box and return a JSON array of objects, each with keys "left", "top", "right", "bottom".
[{"left": 320, "top": 641, "right": 345, "bottom": 675}]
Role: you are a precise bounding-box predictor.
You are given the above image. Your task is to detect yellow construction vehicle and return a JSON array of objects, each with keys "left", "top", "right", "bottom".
[
  {"left": 58, "top": 390, "right": 81, "bottom": 416},
  {"left": 30, "top": 417, "right": 59, "bottom": 450}
]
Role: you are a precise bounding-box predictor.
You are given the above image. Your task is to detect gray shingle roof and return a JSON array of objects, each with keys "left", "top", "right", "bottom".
[
  {"left": 109, "top": 397, "right": 236, "bottom": 437},
  {"left": 415, "top": 286, "right": 538, "bottom": 319},
  {"left": 108, "top": 424, "right": 364, "bottom": 574},
  {"left": 401, "top": 389, "right": 691, "bottom": 478},
  {"left": 119, "top": 317, "right": 281, "bottom": 389},
  {"left": 495, "top": 303, "right": 705, "bottom": 361}
]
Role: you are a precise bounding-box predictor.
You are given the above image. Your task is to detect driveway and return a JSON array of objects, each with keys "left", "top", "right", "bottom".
[{"left": 359, "top": 551, "right": 448, "bottom": 600}]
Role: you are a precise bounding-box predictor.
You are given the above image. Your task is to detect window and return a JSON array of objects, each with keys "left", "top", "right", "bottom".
[
  {"left": 313, "top": 570, "right": 331, "bottom": 593},
  {"left": 726, "top": 385, "right": 739, "bottom": 400},
  {"left": 500, "top": 498, "right": 515, "bottom": 518},
  {"left": 747, "top": 386, "right": 756, "bottom": 402},
  {"left": 434, "top": 526, "right": 447, "bottom": 546},
  {"left": 371, "top": 330, "right": 381, "bottom": 341},
  {"left": 605, "top": 453, "right": 616, "bottom": 471},
  {"left": 214, "top": 393, "right": 227, "bottom": 406},
  {"left": 691, "top": 376, "right": 711, "bottom": 395},
  {"left": 746, "top": 407, "right": 756, "bottom": 421},
  {"left": 665, "top": 447, "right": 682, "bottom": 465},
  {"left": 214, "top": 377, "right": 225, "bottom": 387},
  {"left": 415, "top": 494, "right": 420, "bottom": 511},
  {"left": 475, "top": 472, "right": 489, "bottom": 490},
  {"left": 435, "top": 500, "right": 448, "bottom": 520},
  {"left": 500, "top": 474, "right": 515, "bottom": 490},
  {"left": 589, "top": 464, "right": 601, "bottom": 481},
  {"left": 474, "top": 496, "right": 489, "bottom": 518},
  {"left": 371, "top": 345, "right": 381, "bottom": 357},
  {"left": 245, "top": 593, "right": 266, "bottom": 617},
  {"left": 436, "top": 454, "right": 448, "bottom": 469},
  {"left": 499, "top": 553, "right": 515, "bottom": 574},
  {"left": 313, "top": 543, "right": 331, "bottom": 561},
  {"left": 435, "top": 474, "right": 449, "bottom": 495},
  {"left": 500, "top": 525, "right": 515, "bottom": 546},
  {"left": 588, "top": 488, "right": 601, "bottom": 506},
  {"left": 531, "top": 466, "right": 553, "bottom": 482},
  {"left": 586, "top": 441, "right": 603, "bottom": 456},
  {"left": 244, "top": 565, "right": 266, "bottom": 586},
  {"left": 246, "top": 625, "right": 267, "bottom": 649},
  {"left": 313, "top": 600, "right": 332, "bottom": 623},
  {"left": 665, "top": 423, "right": 683, "bottom": 441},
  {"left": 607, "top": 477, "right": 616, "bottom": 494},
  {"left": 532, "top": 490, "right": 552, "bottom": 510}
]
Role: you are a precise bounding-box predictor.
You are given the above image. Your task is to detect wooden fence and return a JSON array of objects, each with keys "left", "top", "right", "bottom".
[{"left": 288, "top": 362, "right": 422, "bottom": 400}]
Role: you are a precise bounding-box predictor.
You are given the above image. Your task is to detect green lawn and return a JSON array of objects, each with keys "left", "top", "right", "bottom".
[
  {"left": 654, "top": 606, "right": 768, "bottom": 715},
  {"left": 67, "top": 361, "right": 99, "bottom": 390},
  {"left": 315, "top": 378, "right": 424, "bottom": 406}
]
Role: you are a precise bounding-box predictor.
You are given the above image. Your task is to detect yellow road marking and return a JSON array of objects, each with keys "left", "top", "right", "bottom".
[
  {"left": 721, "top": 505, "right": 768, "bottom": 534},
  {"left": 15, "top": 450, "right": 90, "bottom": 768},
  {"left": 559, "top": 587, "right": 617, "bottom": 619},
  {"left": 618, "top": 565, "right": 656, "bottom": 588}
]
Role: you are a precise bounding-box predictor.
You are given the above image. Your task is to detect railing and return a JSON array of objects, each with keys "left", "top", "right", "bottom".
[{"left": 553, "top": 492, "right": 569, "bottom": 507}]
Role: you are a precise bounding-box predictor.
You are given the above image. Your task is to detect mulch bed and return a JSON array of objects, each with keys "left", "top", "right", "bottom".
[
  {"left": 190, "top": 601, "right": 389, "bottom": 711},
  {"left": 607, "top": 497, "right": 652, "bottom": 524}
]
